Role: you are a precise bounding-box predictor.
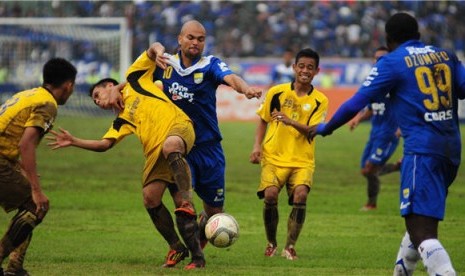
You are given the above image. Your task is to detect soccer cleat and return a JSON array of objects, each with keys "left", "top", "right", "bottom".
[
  {"left": 264, "top": 243, "right": 278, "bottom": 257},
  {"left": 281, "top": 246, "right": 298, "bottom": 260},
  {"left": 184, "top": 258, "right": 206, "bottom": 270},
  {"left": 360, "top": 204, "right": 377, "bottom": 211},
  {"left": 4, "top": 268, "right": 30, "bottom": 276},
  {"left": 162, "top": 247, "right": 189, "bottom": 268},
  {"left": 393, "top": 259, "right": 409, "bottom": 276},
  {"left": 174, "top": 201, "right": 196, "bottom": 218}
]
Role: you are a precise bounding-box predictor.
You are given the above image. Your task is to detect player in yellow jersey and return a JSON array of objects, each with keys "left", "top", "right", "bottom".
[
  {"left": 47, "top": 43, "right": 205, "bottom": 269},
  {"left": 250, "top": 48, "right": 328, "bottom": 260},
  {"left": 0, "top": 58, "right": 77, "bottom": 276}
]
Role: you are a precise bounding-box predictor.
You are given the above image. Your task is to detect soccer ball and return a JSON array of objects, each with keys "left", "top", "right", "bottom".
[{"left": 204, "top": 213, "right": 239, "bottom": 248}]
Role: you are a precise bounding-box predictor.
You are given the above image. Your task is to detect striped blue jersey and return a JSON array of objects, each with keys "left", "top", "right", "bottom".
[
  {"left": 153, "top": 52, "right": 233, "bottom": 144},
  {"left": 358, "top": 40, "right": 465, "bottom": 165}
]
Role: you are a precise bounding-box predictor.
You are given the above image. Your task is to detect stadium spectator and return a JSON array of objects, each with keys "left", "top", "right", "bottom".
[
  {"left": 310, "top": 12, "right": 465, "bottom": 275},
  {"left": 47, "top": 43, "right": 206, "bottom": 270},
  {"left": 102, "top": 20, "right": 262, "bottom": 267},
  {"left": 249, "top": 48, "right": 328, "bottom": 260},
  {"left": 0, "top": 58, "right": 77, "bottom": 276},
  {"left": 348, "top": 46, "right": 401, "bottom": 211},
  {"left": 1, "top": 1, "right": 464, "bottom": 60}
]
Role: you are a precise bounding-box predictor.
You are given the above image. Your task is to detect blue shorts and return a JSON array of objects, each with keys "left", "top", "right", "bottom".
[
  {"left": 187, "top": 142, "right": 225, "bottom": 208},
  {"left": 399, "top": 154, "right": 457, "bottom": 220},
  {"left": 360, "top": 136, "right": 399, "bottom": 168}
]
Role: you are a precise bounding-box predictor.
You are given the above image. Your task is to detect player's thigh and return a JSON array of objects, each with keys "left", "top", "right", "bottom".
[
  {"left": 0, "top": 159, "right": 31, "bottom": 212},
  {"left": 165, "top": 119, "right": 195, "bottom": 155},
  {"left": 367, "top": 137, "right": 399, "bottom": 165},
  {"left": 286, "top": 167, "right": 313, "bottom": 203},
  {"left": 257, "top": 161, "right": 291, "bottom": 199},
  {"left": 400, "top": 154, "right": 457, "bottom": 220}
]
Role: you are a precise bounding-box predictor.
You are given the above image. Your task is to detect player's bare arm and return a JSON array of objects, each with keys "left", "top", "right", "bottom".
[
  {"left": 271, "top": 110, "right": 313, "bottom": 138},
  {"left": 223, "top": 74, "right": 262, "bottom": 99},
  {"left": 19, "top": 126, "right": 49, "bottom": 218},
  {"left": 250, "top": 119, "right": 267, "bottom": 164},
  {"left": 47, "top": 128, "right": 114, "bottom": 152}
]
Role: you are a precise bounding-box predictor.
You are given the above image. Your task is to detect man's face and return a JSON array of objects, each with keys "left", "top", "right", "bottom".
[
  {"left": 91, "top": 83, "right": 112, "bottom": 110},
  {"left": 292, "top": 57, "right": 319, "bottom": 85},
  {"left": 178, "top": 24, "right": 206, "bottom": 60},
  {"left": 57, "top": 81, "right": 75, "bottom": 105}
]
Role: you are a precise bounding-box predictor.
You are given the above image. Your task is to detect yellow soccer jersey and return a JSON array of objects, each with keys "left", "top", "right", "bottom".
[
  {"left": 0, "top": 87, "right": 57, "bottom": 161},
  {"left": 102, "top": 51, "right": 191, "bottom": 160},
  {"left": 257, "top": 82, "right": 328, "bottom": 168}
]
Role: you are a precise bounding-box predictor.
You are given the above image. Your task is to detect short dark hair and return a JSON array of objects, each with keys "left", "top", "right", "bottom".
[
  {"left": 295, "top": 48, "right": 320, "bottom": 68},
  {"left": 88, "top": 78, "right": 119, "bottom": 97},
  {"left": 375, "top": 46, "right": 389, "bottom": 52},
  {"left": 42, "top": 58, "right": 77, "bottom": 87},
  {"left": 385, "top": 12, "right": 420, "bottom": 44}
]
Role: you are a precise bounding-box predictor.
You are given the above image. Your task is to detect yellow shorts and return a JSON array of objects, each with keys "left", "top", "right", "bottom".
[
  {"left": 143, "top": 119, "right": 195, "bottom": 187},
  {"left": 0, "top": 158, "right": 31, "bottom": 212},
  {"left": 257, "top": 159, "right": 313, "bottom": 205}
]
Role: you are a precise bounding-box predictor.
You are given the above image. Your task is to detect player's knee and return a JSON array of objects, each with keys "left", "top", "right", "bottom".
[
  {"left": 163, "top": 136, "right": 186, "bottom": 157},
  {"left": 9, "top": 209, "right": 41, "bottom": 247}
]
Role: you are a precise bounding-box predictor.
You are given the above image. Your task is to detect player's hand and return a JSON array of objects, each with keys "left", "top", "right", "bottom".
[
  {"left": 100, "top": 82, "right": 126, "bottom": 112},
  {"left": 47, "top": 128, "right": 74, "bottom": 149},
  {"left": 32, "top": 190, "right": 49, "bottom": 220},
  {"left": 244, "top": 87, "right": 262, "bottom": 99},
  {"left": 249, "top": 147, "right": 262, "bottom": 164},
  {"left": 348, "top": 120, "right": 358, "bottom": 131},
  {"left": 271, "top": 111, "right": 292, "bottom": 125},
  {"left": 308, "top": 124, "right": 329, "bottom": 140},
  {"left": 148, "top": 42, "right": 169, "bottom": 70}
]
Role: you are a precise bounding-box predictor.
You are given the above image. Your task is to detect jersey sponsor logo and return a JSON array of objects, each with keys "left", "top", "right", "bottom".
[
  {"left": 194, "top": 72, "right": 203, "bottom": 84},
  {"left": 168, "top": 82, "right": 194, "bottom": 102},
  {"left": 424, "top": 110, "right": 453, "bottom": 122}
]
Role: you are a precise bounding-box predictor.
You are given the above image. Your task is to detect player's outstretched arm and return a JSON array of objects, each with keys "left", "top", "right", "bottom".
[
  {"left": 47, "top": 128, "right": 114, "bottom": 152},
  {"left": 224, "top": 74, "right": 262, "bottom": 99}
]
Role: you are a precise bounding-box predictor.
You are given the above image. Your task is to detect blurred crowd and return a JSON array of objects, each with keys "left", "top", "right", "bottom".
[{"left": 1, "top": 0, "right": 464, "bottom": 60}]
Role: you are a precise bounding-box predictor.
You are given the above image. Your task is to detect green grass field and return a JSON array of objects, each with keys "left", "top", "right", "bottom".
[{"left": 1, "top": 116, "right": 464, "bottom": 275}]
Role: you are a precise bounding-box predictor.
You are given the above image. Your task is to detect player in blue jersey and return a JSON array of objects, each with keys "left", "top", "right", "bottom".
[
  {"left": 310, "top": 12, "right": 465, "bottom": 275},
  {"left": 348, "top": 46, "right": 401, "bottom": 211},
  {"left": 269, "top": 48, "right": 295, "bottom": 88},
  {"left": 105, "top": 20, "right": 262, "bottom": 268}
]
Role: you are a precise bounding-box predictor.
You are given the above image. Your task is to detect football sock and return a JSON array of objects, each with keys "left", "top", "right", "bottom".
[
  {"left": 175, "top": 212, "right": 204, "bottom": 259},
  {"left": 146, "top": 204, "right": 181, "bottom": 248},
  {"left": 263, "top": 201, "right": 278, "bottom": 246},
  {"left": 0, "top": 209, "right": 39, "bottom": 262},
  {"left": 167, "top": 152, "right": 193, "bottom": 202},
  {"left": 198, "top": 211, "right": 209, "bottom": 243},
  {"left": 418, "top": 239, "right": 456, "bottom": 276},
  {"left": 365, "top": 174, "right": 380, "bottom": 206},
  {"left": 6, "top": 233, "right": 31, "bottom": 272},
  {"left": 286, "top": 203, "right": 306, "bottom": 248},
  {"left": 393, "top": 232, "right": 420, "bottom": 276}
]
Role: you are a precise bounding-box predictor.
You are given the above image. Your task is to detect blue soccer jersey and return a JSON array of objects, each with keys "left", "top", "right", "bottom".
[
  {"left": 368, "top": 96, "right": 398, "bottom": 140},
  {"left": 357, "top": 40, "right": 465, "bottom": 165},
  {"left": 153, "top": 52, "right": 233, "bottom": 145}
]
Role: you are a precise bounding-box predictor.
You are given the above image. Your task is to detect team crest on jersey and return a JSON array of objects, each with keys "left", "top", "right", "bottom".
[
  {"left": 194, "top": 73, "right": 203, "bottom": 84},
  {"left": 303, "top": 103, "right": 311, "bottom": 111}
]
